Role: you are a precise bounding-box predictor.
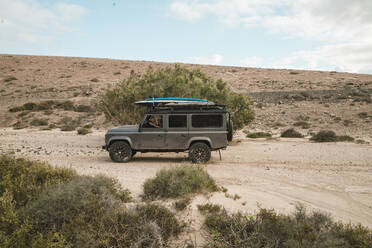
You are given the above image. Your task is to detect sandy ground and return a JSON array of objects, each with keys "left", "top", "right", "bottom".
[{"left": 1, "top": 128, "right": 372, "bottom": 243}]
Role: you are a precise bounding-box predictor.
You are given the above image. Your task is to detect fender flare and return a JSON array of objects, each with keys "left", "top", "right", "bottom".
[
  {"left": 108, "top": 136, "right": 133, "bottom": 148},
  {"left": 187, "top": 137, "right": 213, "bottom": 149}
]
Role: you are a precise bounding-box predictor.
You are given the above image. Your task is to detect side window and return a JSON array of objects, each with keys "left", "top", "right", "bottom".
[
  {"left": 142, "top": 115, "right": 163, "bottom": 128},
  {"left": 169, "top": 115, "right": 187, "bottom": 128},
  {"left": 192, "top": 114, "right": 222, "bottom": 128}
]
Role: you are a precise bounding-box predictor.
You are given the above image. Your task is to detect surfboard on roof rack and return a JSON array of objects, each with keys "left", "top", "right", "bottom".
[{"left": 135, "top": 97, "right": 215, "bottom": 105}]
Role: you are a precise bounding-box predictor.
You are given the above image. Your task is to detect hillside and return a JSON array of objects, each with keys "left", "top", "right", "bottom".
[{"left": 0, "top": 54, "right": 371, "bottom": 140}]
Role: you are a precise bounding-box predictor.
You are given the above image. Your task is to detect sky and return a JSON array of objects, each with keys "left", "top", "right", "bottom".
[{"left": 1, "top": 0, "right": 372, "bottom": 74}]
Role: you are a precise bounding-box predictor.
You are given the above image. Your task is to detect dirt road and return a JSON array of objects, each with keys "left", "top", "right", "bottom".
[{"left": 1, "top": 128, "right": 371, "bottom": 229}]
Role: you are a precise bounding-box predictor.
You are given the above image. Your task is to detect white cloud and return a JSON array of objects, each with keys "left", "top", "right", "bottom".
[
  {"left": 169, "top": 0, "right": 287, "bottom": 25},
  {"left": 169, "top": 0, "right": 372, "bottom": 73},
  {"left": 0, "top": 0, "right": 87, "bottom": 44},
  {"left": 187, "top": 54, "right": 223, "bottom": 65}
]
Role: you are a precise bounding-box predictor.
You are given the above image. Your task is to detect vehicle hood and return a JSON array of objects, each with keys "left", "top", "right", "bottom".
[{"left": 107, "top": 125, "right": 139, "bottom": 133}]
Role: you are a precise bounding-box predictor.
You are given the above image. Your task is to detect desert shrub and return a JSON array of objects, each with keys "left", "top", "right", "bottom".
[
  {"left": 311, "top": 130, "right": 337, "bottom": 142},
  {"left": 30, "top": 118, "right": 48, "bottom": 126},
  {"left": 0, "top": 155, "right": 75, "bottom": 208},
  {"left": 143, "top": 165, "right": 218, "bottom": 200},
  {"left": 356, "top": 139, "right": 369, "bottom": 145},
  {"left": 74, "top": 104, "right": 93, "bottom": 112},
  {"left": 4, "top": 76, "right": 17, "bottom": 82},
  {"left": 245, "top": 131, "right": 271, "bottom": 138},
  {"left": 8, "top": 100, "right": 94, "bottom": 114},
  {"left": 99, "top": 65, "right": 254, "bottom": 130},
  {"left": 311, "top": 131, "right": 355, "bottom": 143},
  {"left": 1, "top": 156, "right": 183, "bottom": 247},
  {"left": 293, "top": 121, "right": 310, "bottom": 129},
  {"left": 174, "top": 198, "right": 191, "bottom": 211},
  {"left": 59, "top": 117, "right": 80, "bottom": 131},
  {"left": 336, "top": 135, "right": 355, "bottom": 142},
  {"left": 281, "top": 128, "right": 304, "bottom": 138},
  {"left": 90, "top": 78, "right": 99, "bottom": 82},
  {"left": 203, "top": 204, "right": 372, "bottom": 248},
  {"left": 83, "top": 123, "right": 93, "bottom": 129},
  {"left": 13, "top": 121, "right": 27, "bottom": 129},
  {"left": 77, "top": 127, "right": 90, "bottom": 135},
  {"left": 358, "top": 112, "right": 368, "bottom": 119}
]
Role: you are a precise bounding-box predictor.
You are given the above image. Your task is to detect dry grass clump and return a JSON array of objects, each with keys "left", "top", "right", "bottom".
[
  {"left": 245, "top": 131, "right": 272, "bottom": 138},
  {"left": 143, "top": 165, "right": 218, "bottom": 200},
  {"left": 202, "top": 204, "right": 372, "bottom": 248},
  {"left": 281, "top": 128, "right": 304, "bottom": 138},
  {"left": 173, "top": 198, "right": 191, "bottom": 211},
  {"left": 197, "top": 203, "right": 222, "bottom": 215}
]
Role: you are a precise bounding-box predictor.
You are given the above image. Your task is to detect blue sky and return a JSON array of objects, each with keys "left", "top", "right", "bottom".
[{"left": 1, "top": 0, "right": 371, "bottom": 73}]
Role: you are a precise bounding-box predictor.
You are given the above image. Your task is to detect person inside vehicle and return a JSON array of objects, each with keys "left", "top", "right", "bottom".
[{"left": 145, "top": 115, "right": 162, "bottom": 128}]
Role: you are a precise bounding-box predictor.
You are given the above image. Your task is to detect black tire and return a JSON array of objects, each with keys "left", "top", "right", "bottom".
[
  {"left": 109, "top": 141, "right": 132, "bottom": 163},
  {"left": 189, "top": 142, "right": 211, "bottom": 164},
  {"left": 227, "top": 119, "right": 233, "bottom": 142}
]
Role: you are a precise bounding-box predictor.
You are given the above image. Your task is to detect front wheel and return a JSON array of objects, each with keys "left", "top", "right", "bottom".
[
  {"left": 189, "top": 142, "right": 211, "bottom": 163},
  {"left": 109, "top": 141, "right": 132, "bottom": 163}
]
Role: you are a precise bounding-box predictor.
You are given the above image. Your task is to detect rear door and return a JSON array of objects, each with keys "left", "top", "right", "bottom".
[{"left": 165, "top": 114, "right": 189, "bottom": 149}]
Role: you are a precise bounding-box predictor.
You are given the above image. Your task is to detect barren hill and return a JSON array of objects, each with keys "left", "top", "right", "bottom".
[{"left": 1, "top": 54, "right": 371, "bottom": 140}]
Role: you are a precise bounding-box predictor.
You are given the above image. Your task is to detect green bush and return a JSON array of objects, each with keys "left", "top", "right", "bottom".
[
  {"left": 203, "top": 204, "right": 372, "bottom": 248},
  {"left": 281, "top": 128, "right": 304, "bottom": 138},
  {"left": 99, "top": 65, "right": 254, "bottom": 130},
  {"left": 143, "top": 165, "right": 218, "bottom": 200},
  {"left": 245, "top": 131, "right": 272, "bottom": 138}
]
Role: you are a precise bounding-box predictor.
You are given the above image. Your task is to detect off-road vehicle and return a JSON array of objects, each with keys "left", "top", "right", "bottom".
[{"left": 102, "top": 98, "right": 233, "bottom": 163}]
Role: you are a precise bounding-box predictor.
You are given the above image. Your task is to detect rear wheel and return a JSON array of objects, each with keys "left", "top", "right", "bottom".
[
  {"left": 189, "top": 142, "right": 211, "bottom": 163},
  {"left": 109, "top": 141, "right": 132, "bottom": 163}
]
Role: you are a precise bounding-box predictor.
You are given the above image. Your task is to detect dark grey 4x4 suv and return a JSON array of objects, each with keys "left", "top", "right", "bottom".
[{"left": 102, "top": 98, "right": 233, "bottom": 163}]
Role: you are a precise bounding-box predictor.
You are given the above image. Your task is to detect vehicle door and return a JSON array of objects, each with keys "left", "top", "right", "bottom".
[
  {"left": 165, "top": 114, "right": 189, "bottom": 149},
  {"left": 139, "top": 114, "right": 166, "bottom": 149}
]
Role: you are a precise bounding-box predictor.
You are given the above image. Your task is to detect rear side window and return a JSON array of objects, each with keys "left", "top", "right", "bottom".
[
  {"left": 169, "top": 115, "right": 187, "bottom": 128},
  {"left": 192, "top": 114, "right": 223, "bottom": 128}
]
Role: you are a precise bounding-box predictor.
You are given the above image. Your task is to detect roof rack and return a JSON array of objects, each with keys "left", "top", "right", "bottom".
[
  {"left": 134, "top": 98, "right": 225, "bottom": 113},
  {"left": 135, "top": 97, "right": 215, "bottom": 106}
]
